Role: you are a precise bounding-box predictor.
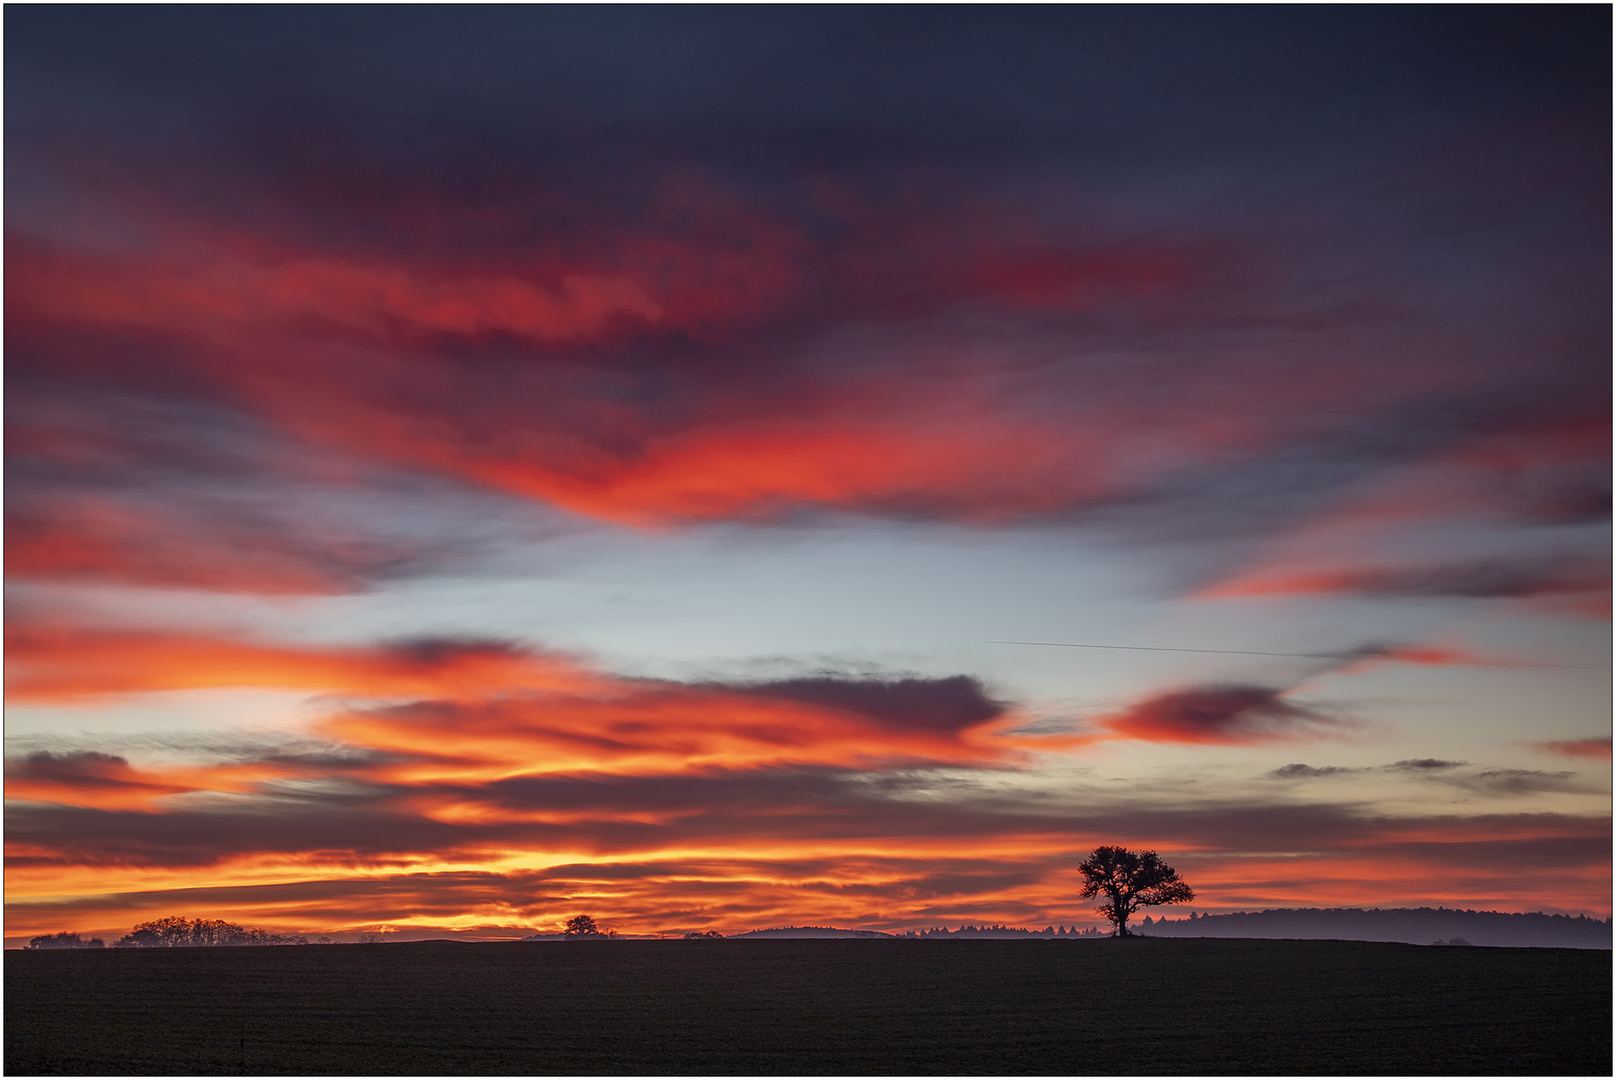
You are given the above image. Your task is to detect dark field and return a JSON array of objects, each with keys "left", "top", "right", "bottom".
[{"left": 6, "top": 938, "right": 1610, "bottom": 1075}]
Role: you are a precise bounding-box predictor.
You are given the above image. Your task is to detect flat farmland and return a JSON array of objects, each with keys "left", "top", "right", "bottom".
[{"left": 6, "top": 938, "right": 1609, "bottom": 1075}]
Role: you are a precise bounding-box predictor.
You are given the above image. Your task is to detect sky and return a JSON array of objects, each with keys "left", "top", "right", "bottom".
[{"left": 5, "top": 6, "right": 1611, "bottom": 945}]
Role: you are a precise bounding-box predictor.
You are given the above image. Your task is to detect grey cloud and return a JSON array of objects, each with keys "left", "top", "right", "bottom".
[
  {"left": 1321, "top": 559, "right": 1610, "bottom": 601},
  {"left": 1462, "top": 769, "right": 1580, "bottom": 795},
  {"left": 728, "top": 674, "right": 1004, "bottom": 734},
  {"left": 1267, "top": 763, "right": 1363, "bottom": 780}
]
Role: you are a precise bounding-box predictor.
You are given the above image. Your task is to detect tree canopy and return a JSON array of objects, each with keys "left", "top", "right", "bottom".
[
  {"left": 564, "top": 914, "right": 601, "bottom": 936},
  {"left": 113, "top": 916, "right": 306, "bottom": 947},
  {"left": 1078, "top": 846, "right": 1194, "bottom": 937}
]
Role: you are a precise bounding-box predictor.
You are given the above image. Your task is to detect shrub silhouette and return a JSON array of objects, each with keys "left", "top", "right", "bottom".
[{"left": 28, "top": 932, "right": 104, "bottom": 949}]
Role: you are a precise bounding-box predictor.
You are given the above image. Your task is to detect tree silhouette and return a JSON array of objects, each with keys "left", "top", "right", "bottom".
[
  {"left": 1078, "top": 846, "right": 1194, "bottom": 937},
  {"left": 564, "top": 914, "right": 601, "bottom": 936},
  {"left": 28, "top": 932, "right": 104, "bottom": 949},
  {"left": 112, "top": 915, "right": 306, "bottom": 947}
]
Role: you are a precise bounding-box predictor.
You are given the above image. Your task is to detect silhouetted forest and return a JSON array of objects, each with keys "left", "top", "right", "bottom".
[
  {"left": 25, "top": 933, "right": 104, "bottom": 950},
  {"left": 1136, "top": 907, "right": 1611, "bottom": 948}
]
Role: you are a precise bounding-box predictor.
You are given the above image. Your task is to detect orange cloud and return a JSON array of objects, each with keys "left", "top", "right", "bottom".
[
  {"left": 5, "top": 751, "right": 331, "bottom": 811},
  {"left": 6, "top": 619, "right": 1020, "bottom": 774},
  {"left": 325, "top": 679, "right": 1013, "bottom": 788},
  {"left": 5, "top": 624, "right": 595, "bottom": 703}
]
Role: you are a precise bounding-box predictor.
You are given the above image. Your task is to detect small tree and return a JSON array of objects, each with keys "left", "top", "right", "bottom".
[
  {"left": 564, "top": 914, "right": 601, "bottom": 936},
  {"left": 1078, "top": 846, "right": 1194, "bottom": 937}
]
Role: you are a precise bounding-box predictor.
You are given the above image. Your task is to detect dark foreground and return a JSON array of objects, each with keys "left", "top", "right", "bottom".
[{"left": 6, "top": 938, "right": 1610, "bottom": 1075}]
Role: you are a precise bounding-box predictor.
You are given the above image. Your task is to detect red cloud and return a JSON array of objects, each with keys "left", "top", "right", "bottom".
[
  {"left": 5, "top": 497, "right": 410, "bottom": 595},
  {"left": 11, "top": 165, "right": 1603, "bottom": 559},
  {"left": 1529, "top": 738, "right": 1613, "bottom": 761},
  {"left": 1100, "top": 684, "right": 1353, "bottom": 745},
  {"left": 3, "top": 177, "right": 1249, "bottom": 540}
]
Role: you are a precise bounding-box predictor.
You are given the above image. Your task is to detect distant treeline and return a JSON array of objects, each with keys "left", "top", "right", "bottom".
[
  {"left": 1135, "top": 907, "right": 1612, "bottom": 949},
  {"left": 28, "top": 916, "right": 308, "bottom": 949},
  {"left": 910, "top": 924, "right": 1107, "bottom": 939},
  {"left": 732, "top": 924, "right": 1108, "bottom": 939},
  {"left": 26, "top": 931, "right": 106, "bottom": 950}
]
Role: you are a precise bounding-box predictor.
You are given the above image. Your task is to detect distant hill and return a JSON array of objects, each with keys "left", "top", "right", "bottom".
[
  {"left": 730, "top": 926, "right": 894, "bottom": 939},
  {"left": 1137, "top": 908, "right": 1611, "bottom": 949}
]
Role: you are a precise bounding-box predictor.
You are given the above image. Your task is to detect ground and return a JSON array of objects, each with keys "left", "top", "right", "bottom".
[{"left": 6, "top": 938, "right": 1609, "bottom": 1074}]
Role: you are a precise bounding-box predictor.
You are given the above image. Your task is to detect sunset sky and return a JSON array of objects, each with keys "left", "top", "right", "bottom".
[{"left": 6, "top": 7, "right": 1610, "bottom": 945}]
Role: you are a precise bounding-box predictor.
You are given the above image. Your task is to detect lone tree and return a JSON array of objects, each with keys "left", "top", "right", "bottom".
[
  {"left": 1078, "top": 846, "right": 1194, "bottom": 937},
  {"left": 564, "top": 914, "right": 601, "bottom": 936}
]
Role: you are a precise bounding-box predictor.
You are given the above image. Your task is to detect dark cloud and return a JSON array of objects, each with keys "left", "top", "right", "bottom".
[
  {"left": 1103, "top": 685, "right": 1352, "bottom": 744},
  {"left": 1388, "top": 759, "right": 1467, "bottom": 772},
  {"left": 12, "top": 751, "right": 144, "bottom": 787},
  {"left": 379, "top": 637, "right": 529, "bottom": 668},
  {"left": 1462, "top": 770, "right": 1580, "bottom": 795},
  {"left": 730, "top": 675, "right": 1004, "bottom": 734},
  {"left": 1267, "top": 764, "right": 1361, "bottom": 780},
  {"left": 1377, "top": 761, "right": 1583, "bottom": 796},
  {"left": 1306, "top": 559, "right": 1610, "bottom": 601}
]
